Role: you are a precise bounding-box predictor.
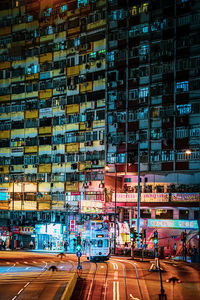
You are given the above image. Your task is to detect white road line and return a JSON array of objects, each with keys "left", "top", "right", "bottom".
[
  {"left": 113, "top": 282, "right": 116, "bottom": 300},
  {"left": 24, "top": 282, "right": 30, "bottom": 288},
  {"left": 117, "top": 281, "right": 119, "bottom": 300},
  {"left": 32, "top": 261, "right": 37, "bottom": 264},
  {"left": 130, "top": 294, "right": 140, "bottom": 300},
  {"left": 18, "top": 288, "right": 23, "bottom": 294},
  {"left": 24, "top": 262, "right": 28, "bottom": 264},
  {"left": 25, "top": 267, "right": 30, "bottom": 270},
  {"left": 7, "top": 264, "right": 16, "bottom": 272},
  {"left": 11, "top": 296, "right": 17, "bottom": 300}
]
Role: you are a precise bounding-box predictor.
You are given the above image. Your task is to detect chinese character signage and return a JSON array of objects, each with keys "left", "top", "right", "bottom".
[
  {"left": 171, "top": 193, "right": 200, "bottom": 202},
  {"left": 148, "top": 219, "right": 198, "bottom": 230},
  {"left": 112, "top": 193, "right": 169, "bottom": 202}
]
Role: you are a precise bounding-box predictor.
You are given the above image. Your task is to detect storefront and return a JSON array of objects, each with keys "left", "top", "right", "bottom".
[
  {"left": 35, "top": 224, "right": 64, "bottom": 251},
  {"left": 0, "top": 227, "right": 10, "bottom": 249}
]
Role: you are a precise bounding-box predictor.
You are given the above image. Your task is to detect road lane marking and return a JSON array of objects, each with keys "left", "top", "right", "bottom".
[
  {"left": 24, "top": 262, "right": 28, "bottom": 264},
  {"left": 111, "top": 262, "right": 118, "bottom": 270},
  {"left": 113, "top": 281, "right": 120, "bottom": 300},
  {"left": 24, "top": 282, "right": 30, "bottom": 288},
  {"left": 130, "top": 294, "right": 140, "bottom": 300},
  {"left": 25, "top": 267, "right": 30, "bottom": 270},
  {"left": 11, "top": 296, "right": 17, "bottom": 300},
  {"left": 18, "top": 288, "right": 23, "bottom": 294}
]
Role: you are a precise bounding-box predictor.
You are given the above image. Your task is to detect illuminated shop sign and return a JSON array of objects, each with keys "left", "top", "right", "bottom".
[
  {"left": 19, "top": 227, "right": 34, "bottom": 234},
  {"left": 148, "top": 219, "right": 199, "bottom": 230},
  {"left": 80, "top": 200, "right": 104, "bottom": 214},
  {"left": 0, "top": 192, "right": 9, "bottom": 201},
  {"left": 171, "top": 193, "right": 200, "bottom": 202},
  {"left": 112, "top": 193, "right": 169, "bottom": 202},
  {"left": 35, "top": 224, "right": 62, "bottom": 235}
]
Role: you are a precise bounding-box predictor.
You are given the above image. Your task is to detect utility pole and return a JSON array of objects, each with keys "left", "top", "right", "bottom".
[{"left": 137, "top": 142, "right": 140, "bottom": 249}]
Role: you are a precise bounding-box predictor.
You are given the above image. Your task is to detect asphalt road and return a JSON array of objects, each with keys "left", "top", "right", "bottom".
[
  {"left": 0, "top": 252, "right": 199, "bottom": 300},
  {"left": 0, "top": 251, "right": 76, "bottom": 300},
  {"left": 71, "top": 256, "right": 200, "bottom": 300}
]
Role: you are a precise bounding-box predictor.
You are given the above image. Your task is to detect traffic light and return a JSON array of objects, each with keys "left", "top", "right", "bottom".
[
  {"left": 153, "top": 230, "right": 158, "bottom": 245},
  {"left": 130, "top": 227, "right": 137, "bottom": 241},
  {"left": 76, "top": 234, "right": 82, "bottom": 252}
]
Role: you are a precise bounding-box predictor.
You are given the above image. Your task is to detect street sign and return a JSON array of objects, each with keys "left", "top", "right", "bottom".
[{"left": 76, "top": 251, "right": 82, "bottom": 257}]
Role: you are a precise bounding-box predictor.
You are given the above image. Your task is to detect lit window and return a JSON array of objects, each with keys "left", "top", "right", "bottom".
[
  {"left": 107, "top": 51, "right": 115, "bottom": 61},
  {"left": 48, "top": 26, "right": 53, "bottom": 35},
  {"left": 176, "top": 81, "right": 189, "bottom": 92},
  {"left": 78, "top": 0, "right": 88, "bottom": 8},
  {"left": 142, "top": 24, "right": 148, "bottom": 33},
  {"left": 74, "top": 37, "right": 80, "bottom": 48},
  {"left": 61, "top": 4, "right": 67, "bottom": 12},
  {"left": 131, "top": 6, "right": 137, "bottom": 15},
  {"left": 139, "top": 87, "right": 149, "bottom": 98},
  {"left": 139, "top": 45, "right": 149, "bottom": 55},
  {"left": 176, "top": 104, "right": 191, "bottom": 115},
  {"left": 129, "top": 89, "right": 138, "bottom": 100}
]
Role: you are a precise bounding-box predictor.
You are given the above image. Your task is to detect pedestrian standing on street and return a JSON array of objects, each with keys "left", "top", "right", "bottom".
[
  {"left": 43, "top": 241, "right": 46, "bottom": 250},
  {"left": 173, "top": 243, "right": 177, "bottom": 256},
  {"left": 29, "top": 240, "right": 34, "bottom": 249},
  {"left": 20, "top": 241, "right": 23, "bottom": 249}
]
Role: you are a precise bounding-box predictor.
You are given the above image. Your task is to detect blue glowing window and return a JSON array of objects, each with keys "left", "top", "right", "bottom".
[
  {"left": 61, "top": 5, "right": 67, "bottom": 12},
  {"left": 176, "top": 81, "right": 189, "bottom": 92}
]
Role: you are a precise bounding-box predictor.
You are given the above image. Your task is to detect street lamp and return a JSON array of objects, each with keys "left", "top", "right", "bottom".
[
  {"left": 137, "top": 142, "right": 141, "bottom": 249},
  {"left": 105, "top": 165, "right": 117, "bottom": 254}
]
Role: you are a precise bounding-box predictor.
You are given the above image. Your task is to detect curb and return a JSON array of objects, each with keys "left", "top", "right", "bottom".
[{"left": 61, "top": 272, "right": 77, "bottom": 300}]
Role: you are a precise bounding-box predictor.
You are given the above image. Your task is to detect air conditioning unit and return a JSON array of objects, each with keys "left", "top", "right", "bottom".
[
  {"left": 92, "top": 160, "right": 99, "bottom": 165},
  {"left": 85, "top": 63, "right": 90, "bottom": 70},
  {"left": 9, "top": 166, "right": 14, "bottom": 171},
  {"left": 53, "top": 146, "right": 57, "bottom": 150},
  {"left": 100, "top": 140, "right": 104, "bottom": 145},
  {"left": 118, "top": 80, "right": 123, "bottom": 85},
  {"left": 24, "top": 165, "right": 28, "bottom": 168},
  {"left": 33, "top": 164, "right": 37, "bottom": 168},
  {"left": 96, "top": 61, "right": 101, "bottom": 68},
  {"left": 86, "top": 121, "right": 91, "bottom": 128},
  {"left": 84, "top": 141, "right": 93, "bottom": 146},
  {"left": 70, "top": 48, "right": 75, "bottom": 53},
  {"left": 83, "top": 43, "right": 90, "bottom": 50},
  {"left": 71, "top": 163, "right": 77, "bottom": 170},
  {"left": 68, "top": 85, "right": 76, "bottom": 90},
  {"left": 91, "top": 101, "right": 95, "bottom": 109}
]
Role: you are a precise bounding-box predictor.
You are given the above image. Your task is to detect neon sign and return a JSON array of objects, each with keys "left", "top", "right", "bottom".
[{"left": 148, "top": 219, "right": 198, "bottom": 230}]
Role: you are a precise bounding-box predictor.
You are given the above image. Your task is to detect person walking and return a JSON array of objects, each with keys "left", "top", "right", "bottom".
[
  {"left": 20, "top": 241, "right": 23, "bottom": 249},
  {"left": 29, "top": 240, "right": 34, "bottom": 249},
  {"left": 173, "top": 243, "right": 177, "bottom": 256}
]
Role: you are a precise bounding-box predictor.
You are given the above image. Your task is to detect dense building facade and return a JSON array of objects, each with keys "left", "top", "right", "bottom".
[
  {"left": 0, "top": 0, "right": 199, "bottom": 249},
  {"left": 105, "top": 0, "right": 200, "bottom": 227}
]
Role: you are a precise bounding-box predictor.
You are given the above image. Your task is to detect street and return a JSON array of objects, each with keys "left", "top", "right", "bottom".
[{"left": 0, "top": 251, "right": 199, "bottom": 300}]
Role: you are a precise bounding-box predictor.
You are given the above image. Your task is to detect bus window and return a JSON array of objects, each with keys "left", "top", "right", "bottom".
[
  {"left": 97, "top": 240, "right": 103, "bottom": 247},
  {"left": 104, "top": 240, "right": 109, "bottom": 247}
]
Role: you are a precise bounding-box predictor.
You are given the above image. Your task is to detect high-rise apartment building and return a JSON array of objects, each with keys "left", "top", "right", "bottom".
[
  {"left": 105, "top": 0, "right": 200, "bottom": 225},
  {"left": 0, "top": 0, "right": 199, "bottom": 249}
]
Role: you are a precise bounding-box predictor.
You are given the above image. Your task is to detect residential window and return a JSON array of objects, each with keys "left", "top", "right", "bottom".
[
  {"left": 139, "top": 87, "right": 149, "bottom": 98},
  {"left": 177, "top": 104, "right": 191, "bottom": 115},
  {"left": 176, "top": 81, "right": 189, "bottom": 92},
  {"left": 129, "top": 89, "right": 138, "bottom": 100}
]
